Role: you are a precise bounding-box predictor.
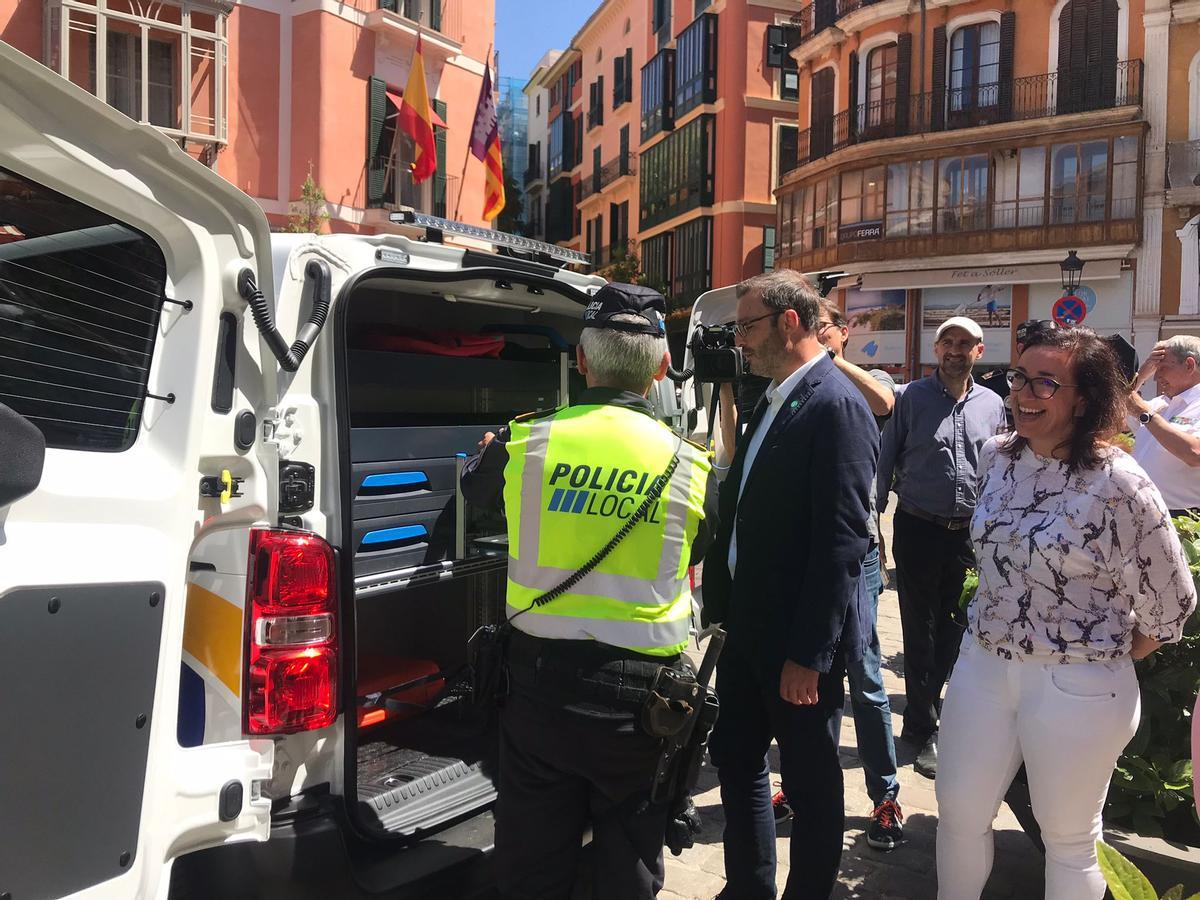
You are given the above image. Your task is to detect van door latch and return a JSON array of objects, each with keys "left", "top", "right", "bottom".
[{"left": 200, "top": 469, "right": 244, "bottom": 503}]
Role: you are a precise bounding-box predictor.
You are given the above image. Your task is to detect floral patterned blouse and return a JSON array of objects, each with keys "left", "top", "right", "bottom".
[{"left": 968, "top": 436, "right": 1196, "bottom": 663}]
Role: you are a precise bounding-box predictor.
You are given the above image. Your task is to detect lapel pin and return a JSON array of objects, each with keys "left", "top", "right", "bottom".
[{"left": 790, "top": 400, "right": 799, "bottom": 409}]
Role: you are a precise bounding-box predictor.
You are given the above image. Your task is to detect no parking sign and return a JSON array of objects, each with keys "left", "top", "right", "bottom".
[{"left": 1052, "top": 294, "right": 1087, "bottom": 327}]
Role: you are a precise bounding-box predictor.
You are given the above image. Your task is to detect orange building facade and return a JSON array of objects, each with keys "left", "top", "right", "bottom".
[
  {"left": 772, "top": 0, "right": 1196, "bottom": 378},
  {"left": 530, "top": 0, "right": 806, "bottom": 333},
  {"left": 0, "top": 0, "right": 494, "bottom": 231}
]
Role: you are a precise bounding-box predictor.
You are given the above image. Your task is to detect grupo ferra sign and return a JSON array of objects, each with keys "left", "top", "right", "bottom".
[{"left": 861, "top": 258, "right": 1123, "bottom": 290}]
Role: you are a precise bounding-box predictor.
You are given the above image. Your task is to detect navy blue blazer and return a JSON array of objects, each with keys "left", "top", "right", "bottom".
[{"left": 701, "top": 354, "right": 879, "bottom": 675}]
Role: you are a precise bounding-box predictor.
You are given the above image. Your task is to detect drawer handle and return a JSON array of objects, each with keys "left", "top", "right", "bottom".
[
  {"left": 360, "top": 525, "right": 428, "bottom": 549},
  {"left": 360, "top": 472, "right": 430, "bottom": 494}
]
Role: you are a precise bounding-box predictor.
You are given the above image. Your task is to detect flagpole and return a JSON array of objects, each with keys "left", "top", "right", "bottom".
[{"left": 453, "top": 43, "right": 493, "bottom": 223}]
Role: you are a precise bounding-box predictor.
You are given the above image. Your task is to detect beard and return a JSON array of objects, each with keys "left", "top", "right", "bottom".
[{"left": 939, "top": 355, "right": 972, "bottom": 378}]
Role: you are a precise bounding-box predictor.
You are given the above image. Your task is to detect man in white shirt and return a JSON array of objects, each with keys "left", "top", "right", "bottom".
[{"left": 1127, "top": 335, "right": 1200, "bottom": 516}]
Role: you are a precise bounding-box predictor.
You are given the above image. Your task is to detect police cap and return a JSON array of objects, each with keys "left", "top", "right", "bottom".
[
  {"left": 581, "top": 283, "right": 667, "bottom": 336},
  {"left": 1016, "top": 319, "right": 1056, "bottom": 346}
]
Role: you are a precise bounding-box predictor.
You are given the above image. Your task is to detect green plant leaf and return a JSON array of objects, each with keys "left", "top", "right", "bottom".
[
  {"left": 1132, "top": 809, "right": 1165, "bottom": 838},
  {"left": 1096, "top": 841, "right": 1159, "bottom": 900},
  {"left": 1162, "top": 886, "right": 1184, "bottom": 900}
]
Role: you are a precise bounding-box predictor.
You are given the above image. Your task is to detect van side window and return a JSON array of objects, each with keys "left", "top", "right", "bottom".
[{"left": 0, "top": 166, "right": 167, "bottom": 451}]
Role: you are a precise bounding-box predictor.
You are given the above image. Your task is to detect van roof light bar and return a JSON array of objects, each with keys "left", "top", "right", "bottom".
[{"left": 389, "top": 211, "right": 592, "bottom": 268}]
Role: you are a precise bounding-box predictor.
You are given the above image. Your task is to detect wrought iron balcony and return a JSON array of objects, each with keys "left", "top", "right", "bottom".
[
  {"left": 791, "top": 61, "right": 1143, "bottom": 169},
  {"left": 789, "top": 0, "right": 878, "bottom": 48},
  {"left": 581, "top": 152, "right": 638, "bottom": 199}
]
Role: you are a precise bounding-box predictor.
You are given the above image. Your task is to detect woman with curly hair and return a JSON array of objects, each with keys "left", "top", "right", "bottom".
[{"left": 935, "top": 328, "right": 1196, "bottom": 899}]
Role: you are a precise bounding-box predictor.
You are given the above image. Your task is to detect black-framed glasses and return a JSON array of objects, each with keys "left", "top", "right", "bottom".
[
  {"left": 1006, "top": 369, "right": 1077, "bottom": 400},
  {"left": 733, "top": 310, "right": 783, "bottom": 338}
]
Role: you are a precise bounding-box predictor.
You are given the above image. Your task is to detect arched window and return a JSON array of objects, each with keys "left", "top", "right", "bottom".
[
  {"left": 949, "top": 22, "right": 1000, "bottom": 114},
  {"left": 865, "top": 43, "right": 898, "bottom": 127},
  {"left": 1056, "top": 0, "right": 1119, "bottom": 113}
]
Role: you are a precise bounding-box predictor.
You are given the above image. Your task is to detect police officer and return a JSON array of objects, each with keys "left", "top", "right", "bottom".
[{"left": 460, "top": 283, "right": 718, "bottom": 900}]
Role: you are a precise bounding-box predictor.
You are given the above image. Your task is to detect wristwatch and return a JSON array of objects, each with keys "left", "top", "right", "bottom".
[{"left": 1140, "top": 410, "right": 1157, "bottom": 425}]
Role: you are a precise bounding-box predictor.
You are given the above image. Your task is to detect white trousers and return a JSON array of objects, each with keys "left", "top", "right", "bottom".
[{"left": 935, "top": 636, "right": 1140, "bottom": 900}]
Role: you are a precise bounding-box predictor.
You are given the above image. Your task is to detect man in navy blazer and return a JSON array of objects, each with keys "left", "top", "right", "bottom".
[{"left": 703, "top": 271, "right": 878, "bottom": 900}]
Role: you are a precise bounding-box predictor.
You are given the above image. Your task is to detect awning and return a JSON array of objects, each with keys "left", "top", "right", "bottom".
[
  {"left": 385, "top": 90, "right": 448, "bottom": 128},
  {"left": 860, "top": 258, "right": 1123, "bottom": 291}
]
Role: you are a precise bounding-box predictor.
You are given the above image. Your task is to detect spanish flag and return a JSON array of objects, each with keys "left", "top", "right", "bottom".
[
  {"left": 398, "top": 35, "right": 437, "bottom": 185},
  {"left": 469, "top": 65, "right": 505, "bottom": 221}
]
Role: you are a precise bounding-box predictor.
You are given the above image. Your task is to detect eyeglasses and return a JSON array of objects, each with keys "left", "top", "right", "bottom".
[
  {"left": 733, "top": 310, "right": 783, "bottom": 338},
  {"left": 817, "top": 320, "right": 837, "bottom": 331},
  {"left": 1006, "top": 369, "right": 1077, "bottom": 400}
]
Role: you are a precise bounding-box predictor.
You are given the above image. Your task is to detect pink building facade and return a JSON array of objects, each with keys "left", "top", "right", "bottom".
[{"left": 0, "top": 0, "right": 494, "bottom": 231}]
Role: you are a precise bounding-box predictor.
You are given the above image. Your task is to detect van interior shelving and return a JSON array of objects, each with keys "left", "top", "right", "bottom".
[{"left": 339, "top": 273, "right": 587, "bottom": 839}]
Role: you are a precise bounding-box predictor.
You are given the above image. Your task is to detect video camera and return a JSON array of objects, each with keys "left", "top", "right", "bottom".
[{"left": 667, "top": 323, "right": 747, "bottom": 384}]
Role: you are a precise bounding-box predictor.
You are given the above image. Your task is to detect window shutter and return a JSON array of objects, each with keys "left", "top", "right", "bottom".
[
  {"left": 597, "top": 76, "right": 604, "bottom": 124},
  {"left": 433, "top": 98, "right": 447, "bottom": 216},
  {"left": 767, "top": 25, "right": 784, "bottom": 68},
  {"left": 429, "top": 0, "right": 441, "bottom": 29},
  {"left": 378, "top": 0, "right": 396, "bottom": 11},
  {"left": 998, "top": 11, "right": 1015, "bottom": 121},
  {"left": 895, "top": 32, "right": 912, "bottom": 135},
  {"left": 613, "top": 57, "right": 622, "bottom": 107},
  {"left": 1099, "top": 0, "right": 1119, "bottom": 107},
  {"left": 931, "top": 25, "right": 947, "bottom": 131},
  {"left": 847, "top": 51, "right": 859, "bottom": 141},
  {"left": 625, "top": 49, "right": 633, "bottom": 102},
  {"left": 367, "top": 76, "right": 388, "bottom": 208}
]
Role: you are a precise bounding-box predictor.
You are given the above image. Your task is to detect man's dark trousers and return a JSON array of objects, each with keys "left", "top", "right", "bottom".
[
  {"left": 495, "top": 631, "right": 677, "bottom": 900},
  {"left": 708, "top": 645, "right": 847, "bottom": 900},
  {"left": 891, "top": 508, "right": 973, "bottom": 742}
]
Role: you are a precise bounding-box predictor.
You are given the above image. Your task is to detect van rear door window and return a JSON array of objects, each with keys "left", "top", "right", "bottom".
[{"left": 0, "top": 165, "right": 167, "bottom": 451}]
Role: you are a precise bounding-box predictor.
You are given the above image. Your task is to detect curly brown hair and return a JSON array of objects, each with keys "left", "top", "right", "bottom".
[{"left": 1002, "top": 327, "right": 1126, "bottom": 472}]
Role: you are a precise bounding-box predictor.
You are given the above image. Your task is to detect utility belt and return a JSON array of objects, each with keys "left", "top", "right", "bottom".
[{"left": 504, "top": 628, "right": 685, "bottom": 709}]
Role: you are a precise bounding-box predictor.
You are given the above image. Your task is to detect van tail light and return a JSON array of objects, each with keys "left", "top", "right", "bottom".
[{"left": 244, "top": 528, "right": 339, "bottom": 735}]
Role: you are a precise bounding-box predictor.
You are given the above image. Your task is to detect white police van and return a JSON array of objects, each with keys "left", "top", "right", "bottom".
[{"left": 0, "top": 40, "right": 640, "bottom": 899}]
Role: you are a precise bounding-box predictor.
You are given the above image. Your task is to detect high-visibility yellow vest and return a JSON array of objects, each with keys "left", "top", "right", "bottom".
[{"left": 501, "top": 403, "right": 711, "bottom": 656}]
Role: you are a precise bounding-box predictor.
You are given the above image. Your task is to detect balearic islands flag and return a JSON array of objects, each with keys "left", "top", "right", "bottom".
[
  {"left": 398, "top": 35, "right": 437, "bottom": 184},
  {"left": 469, "top": 65, "right": 506, "bottom": 221}
]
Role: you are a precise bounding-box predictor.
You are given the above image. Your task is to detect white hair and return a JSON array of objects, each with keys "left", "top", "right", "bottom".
[
  {"left": 1163, "top": 335, "right": 1200, "bottom": 367},
  {"left": 578, "top": 314, "right": 666, "bottom": 393}
]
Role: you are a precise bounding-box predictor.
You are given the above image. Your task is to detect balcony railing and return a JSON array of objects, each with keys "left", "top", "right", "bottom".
[
  {"left": 371, "top": 160, "right": 459, "bottom": 218},
  {"left": 792, "top": 61, "right": 1142, "bottom": 169},
  {"left": 581, "top": 152, "right": 638, "bottom": 199},
  {"left": 523, "top": 161, "right": 544, "bottom": 186},
  {"left": 587, "top": 104, "right": 604, "bottom": 131},
  {"left": 377, "top": 0, "right": 448, "bottom": 33},
  {"left": 1167, "top": 139, "right": 1200, "bottom": 204},
  {"left": 790, "top": 0, "right": 879, "bottom": 47}
]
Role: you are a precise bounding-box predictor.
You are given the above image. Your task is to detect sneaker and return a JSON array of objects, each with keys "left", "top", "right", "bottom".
[
  {"left": 772, "top": 788, "right": 792, "bottom": 824},
  {"left": 866, "top": 796, "right": 905, "bottom": 850}
]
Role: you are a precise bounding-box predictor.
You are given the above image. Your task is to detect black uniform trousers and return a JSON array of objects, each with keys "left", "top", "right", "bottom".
[
  {"left": 495, "top": 629, "right": 682, "bottom": 900},
  {"left": 891, "top": 508, "right": 974, "bottom": 742},
  {"left": 707, "top": 644, "right": 846, "bottom": 900}
]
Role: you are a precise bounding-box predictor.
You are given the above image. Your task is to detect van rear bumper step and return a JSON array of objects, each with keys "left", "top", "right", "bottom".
[{"left": 358, "top": 745, "right": 497, "bottom": 837}]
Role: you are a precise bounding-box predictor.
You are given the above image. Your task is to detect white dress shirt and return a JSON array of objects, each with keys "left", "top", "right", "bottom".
[
  {"left": 727, "top": 352, "right": 825, "bottom": 577},
  {"left": 1131, "top": 381, "right": 1200, "bottom": 510}
]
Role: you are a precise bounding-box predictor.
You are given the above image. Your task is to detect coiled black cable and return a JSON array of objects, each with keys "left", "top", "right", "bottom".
[{"left": 238, "top": 259, "right": 331, "bottom": 372}]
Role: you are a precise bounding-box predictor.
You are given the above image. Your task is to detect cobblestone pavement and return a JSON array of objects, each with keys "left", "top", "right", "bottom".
[{"left": 662, "top": 512, "right": 1046, "bottom": 900}]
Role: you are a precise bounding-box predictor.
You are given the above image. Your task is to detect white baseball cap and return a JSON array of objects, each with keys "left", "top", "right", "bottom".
[{"left": 935, "top": 316, "right": 984, "bottom": 342}]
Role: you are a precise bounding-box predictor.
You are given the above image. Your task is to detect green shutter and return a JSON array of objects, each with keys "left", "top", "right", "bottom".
[
  {"left": 378, "top": 0, "right": 396, "bottom": 11},
  {"left": 367, "top": 76, "right": 388, "bottom": 208},
  {"left": 433, "top": 98, "right": 448, "bottom": 217},
  {"left": 429, "top": 0, "right": 441, "bottom": 31}
]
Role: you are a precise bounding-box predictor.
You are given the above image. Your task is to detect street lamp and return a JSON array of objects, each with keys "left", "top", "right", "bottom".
[{"left": 1060, "top": 250, "right": 1085, "bottom": 296}]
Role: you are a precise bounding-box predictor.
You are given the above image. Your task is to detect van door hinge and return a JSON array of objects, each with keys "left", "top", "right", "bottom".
[{"left": 262, "top": 406, "right": 301, "bottom": 458}]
